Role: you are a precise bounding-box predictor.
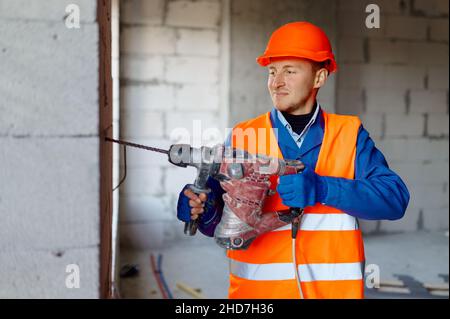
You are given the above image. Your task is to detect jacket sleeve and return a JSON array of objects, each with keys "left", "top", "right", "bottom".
[{"left": 320, "top": 125, "right": 410, "bottom": 220}]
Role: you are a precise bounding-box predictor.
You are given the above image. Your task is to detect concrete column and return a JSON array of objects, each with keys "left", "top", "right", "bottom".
[{"left": 0, "top": 0, "right": 106, "bottom": 298}]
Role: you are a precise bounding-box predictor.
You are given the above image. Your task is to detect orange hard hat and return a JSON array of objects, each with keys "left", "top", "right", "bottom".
[{"left": 257, "top": 21, "right": 337, "bottom": 73}]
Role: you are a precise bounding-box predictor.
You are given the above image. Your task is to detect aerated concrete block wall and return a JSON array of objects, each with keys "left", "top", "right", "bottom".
[
  {"left": 119, "top": 0, "right": 226, "bottom": 248},
  {"left": 0, "top": 0, "right": 101, "bottom": 298},
  {"left": 0, "top": 0, "right": 100, "bottom": 298},
  {"left": 336, "top": 0, "right": 449, "bottom": 233}
]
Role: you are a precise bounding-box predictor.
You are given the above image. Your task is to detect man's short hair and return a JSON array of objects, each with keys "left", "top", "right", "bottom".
[{"left": 312, "top": 60, "right": 331, "bottom": 74}]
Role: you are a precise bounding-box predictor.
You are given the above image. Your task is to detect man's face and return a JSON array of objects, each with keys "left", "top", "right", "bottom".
[{"left": 267, "top": 58, "right": 317, "bottom": 114}]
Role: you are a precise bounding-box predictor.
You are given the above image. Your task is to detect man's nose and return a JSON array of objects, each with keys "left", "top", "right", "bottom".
[{"left": 272, "top": 74, "right": 285, "bottom": 88}]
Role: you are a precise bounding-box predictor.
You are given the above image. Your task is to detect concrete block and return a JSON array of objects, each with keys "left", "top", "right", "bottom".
[
  {"left": 175, "top": 84, "right": 219, "bottom": 111},
  {"left": 426, "top": 140, "right": 449, "bottom": 161},
  {"left": 0, "top": 248, "right": 99, "bottom": 298},
  {"left": 409, "top": 90, "right": 448, "bottom": 114},
  {"left": 430, "top": 18, "right": 449, "bottom": 42},
  {"left": 176, "top": 29, "right": 219, "bottom": 56},
  {"left": 338, "top": 64, "right": 425, "bottom": 90},
  {"left": 338, "top": 64, "right": 384, "bottom": 89},
  {"left": 121, "top": 167, "right": 164, "bottom": 195},
  {"left": 119, "top": 195, "right": 174, "bottom": 223},
  {"left": 370, "top": 39, "right": 448, "bottom": 65},
  {"left": 338, "top": 0, "right": 410, "bottom": 14},
  {"left": 120, "top": 56, "right": 165, "bottom": 81},
  {"left": 385, "top": 16, "right": 428, "bottom": 40},
  {"left": 377, "top": 138, "right": 449, "bottom": 162},
  {"left": 336, "top": 89, "right": 364, "bottom": 115},
  {"left": 337, "top": 0, "right": 370, "bottom": 12},
  {"left": 378, "top": 0, "right": 411, "bottom": 14},
  {"left": 369, "top": 39, "right": 408, "bottom": 64},
  {"left": 121, "top": 111, "right": 164, "bottom": 138},
  {"left": 120, "top": 26, "right": 176, "bottom": 55},
  {"left": 117, "top": 137, "right": 172, "bottom": 168},
  {"left": 365, "top": 89, "right": 406, "bottom": 114},
  {"left": 338, "top": 37, "right": 365, "bottom": 63},
  {"left": 409, "top": 183, "right": 448, "bottom": 209},
  {"left": 0, "top": 20, "right": 98, "bottom": 136},
  {"left": 337, "top": 11, "right": 385, "bottom": 38},
  {"left": 389, "top": 161, "right": 449, "bottom": 185},
  {"left": 421, "top": 161, "right": 449, "bottom": 184},
  {"left": 428, "top": 66, "right": 449, "bottom": 89},
  {"left": 424, "top": 207, "right": 450, "bottom": 231},
  {"left": 165, "top": 166, "right": 197, "bottom": 196},
  {"left": 380, "top": 206, "right": 421, "bottom": 232},
  {"left": 165, "top": 57, "right": 219, "bottom": 84},
  {"left": 388, "top": 162, "right": 418, "bottom": 187},
  {"left": 317, "top": 81, "right": 336, "bottom": 113},
  {"left": 120, "top": 0, "right": 164, "bottom": 25},
  {"left": 166, "top": 1, "right": 221, "bottom": 29},
  {"left": 369, "top": 39, "right": 446, "bottom": 67},
  {"left": 413, "top": 0, "right": 449, "bottom": 16},
  {"left": 428, "top": 114, "right": 449, "bottom": 136},
  {"left": 165, "top": 112, "right": 222, "bottom": 146},
  {"left": 359, "top": 219, "right": 380, "bottom": 235},
  {"left": 408, "top": 42, "right": 449, "bottom": 66},
  {"left": 0, "top": 138, "right": 99, "bottom": 251},
  {"left": 384, "top": 65, "right": 426, "bottom": 90},
  {"left": 385, "top": 114, "right": 424, "bottom": 137},
  {"left": 119, "top": 221, "right": 176, "bottom": 249},
  {"left": 120, "top": 84, "right": 175, "bottom": 111},
  {"left": 0, "top": 0, "right": 96, "bottom": 22},
  {"left": 360, "top": 114, "right": 383, "bottom": 138}
]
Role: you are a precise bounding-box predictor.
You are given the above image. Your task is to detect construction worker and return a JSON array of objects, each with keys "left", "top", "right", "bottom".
[{"left": 177, "top": 21, "right": 409, "bottom": 299}]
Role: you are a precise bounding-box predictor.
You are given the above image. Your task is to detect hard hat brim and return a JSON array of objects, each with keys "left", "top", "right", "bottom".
[{"left": 257, "top": 53, "right": 337, "bottom": 73}]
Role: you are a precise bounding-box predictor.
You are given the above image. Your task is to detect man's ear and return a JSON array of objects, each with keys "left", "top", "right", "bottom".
[{"left": 313, "top": 68, "right": 328, "bottom": 89}]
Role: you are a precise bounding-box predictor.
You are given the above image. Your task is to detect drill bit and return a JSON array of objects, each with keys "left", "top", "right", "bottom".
[{"left": 105, "top": 137, "right": 169, "bottom": 155}]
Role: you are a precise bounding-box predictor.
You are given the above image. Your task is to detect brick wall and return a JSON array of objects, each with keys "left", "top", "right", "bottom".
[
  {"left": 119, "top": 0, "right": 225, "bottom": 248},
  {"left": 336, "top": 0, "right": 449, "bottom": 233},
  {"left": 0, "top": 0, "right": 101, "bottom": 298}
]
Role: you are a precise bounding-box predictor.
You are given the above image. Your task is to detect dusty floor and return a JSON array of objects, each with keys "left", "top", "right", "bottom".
[
  {"left": 119, "top": 234, "right": 228, "bottom": 299},
  {"left": 119, "top": 230, "right": 449, "bottom": 299}
]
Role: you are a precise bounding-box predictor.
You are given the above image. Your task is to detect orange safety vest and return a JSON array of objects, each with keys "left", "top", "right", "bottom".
[{"left": 227, "top": 110, "right": 365, "bottom": 299}]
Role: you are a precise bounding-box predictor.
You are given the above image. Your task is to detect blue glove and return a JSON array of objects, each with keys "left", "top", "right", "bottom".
[
  {"left": 276, "top": 166, "right": 328, "bottom": 208},
  {"left": 177, "top": 184, "right": 220, "bottom": 224}
]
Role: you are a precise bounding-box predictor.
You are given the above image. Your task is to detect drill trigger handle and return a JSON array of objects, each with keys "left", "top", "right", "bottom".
[{"left": 184, "top": 185, "right": 211, "bottom": 236}]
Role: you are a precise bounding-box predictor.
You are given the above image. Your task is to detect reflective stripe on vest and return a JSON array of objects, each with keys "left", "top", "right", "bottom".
[
  {"left": 230, "top": 259, "right": 364, "bottom": 282},
  {"left": 272, "top": 213, "right": 358, "bottom": 232},
  {"left": 228, "top": 110, "right": 365, "bottom": 299}
]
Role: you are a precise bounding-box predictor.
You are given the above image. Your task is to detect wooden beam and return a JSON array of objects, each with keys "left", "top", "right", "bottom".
[{"left": 98, "top": 0, "right": 113, "bottom": 299}]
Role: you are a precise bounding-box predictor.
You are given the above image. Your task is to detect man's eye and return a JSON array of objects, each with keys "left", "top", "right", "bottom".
[{"left": 286, "top": 70, "right": 295, "bottom": 74}]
